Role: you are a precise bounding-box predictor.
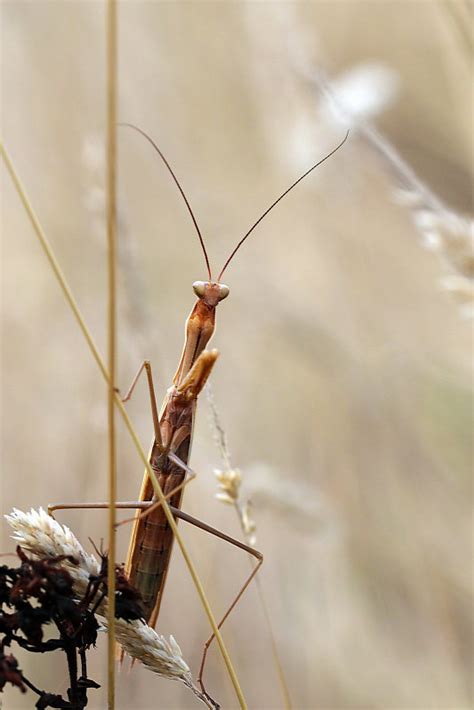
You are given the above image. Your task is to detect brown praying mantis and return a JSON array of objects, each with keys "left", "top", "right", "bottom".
[{"left": 48, "top": 124, "right": 348, "bottom": 702}]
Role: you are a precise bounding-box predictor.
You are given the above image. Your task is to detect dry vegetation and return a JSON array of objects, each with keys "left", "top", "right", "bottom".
[{"left": 1, "top": 2, "right": 472, "bottom": 709}]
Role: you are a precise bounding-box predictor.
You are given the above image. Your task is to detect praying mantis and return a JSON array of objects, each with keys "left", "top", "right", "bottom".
[{"left": 48, "top": 124, "right": 349, "bottom": 702}]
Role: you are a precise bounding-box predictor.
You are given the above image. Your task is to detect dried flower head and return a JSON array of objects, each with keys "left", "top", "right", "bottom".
[
  {"left": 321, "top": 63, "right": 400, "bottom": 128},
  {"left": 207, "top": 390, "right": 257, "bottom": 546},
  {"left": 394, "top": 189, "right": 474, "bottom": 318},
  {"left": 214, "top": 468, "right": 242, "bottom": 505},
  {"left": 5, "top": 508, "right": 216, "bottom": 708},
  {"left": 0, "top": 545, "right": 103, "bottom": 708},
  {"left": 213, "top": 469, "right": 257, "bottom": 545}
]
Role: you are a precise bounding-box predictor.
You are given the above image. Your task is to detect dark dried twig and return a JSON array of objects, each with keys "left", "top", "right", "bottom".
[{"left": 0, "top": 546, "right": 143, "bottom": 709}]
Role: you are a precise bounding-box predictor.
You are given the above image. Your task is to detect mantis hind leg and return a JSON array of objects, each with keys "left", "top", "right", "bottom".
[
  {"left": 166, "top": 506, "right": 263, "bottom": 701},
  {"left": 47, "top": 498, "right": 263, "bottom": 702}
]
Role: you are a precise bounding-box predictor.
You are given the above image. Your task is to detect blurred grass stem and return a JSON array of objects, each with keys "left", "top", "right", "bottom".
[{"left": 208, "top": 390, "right": 291, "bottom": 708}]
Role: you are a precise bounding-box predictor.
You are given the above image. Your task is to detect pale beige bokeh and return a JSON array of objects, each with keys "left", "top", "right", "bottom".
[{"left": 1, "top": 2, "right": 472, "bottom": 709}]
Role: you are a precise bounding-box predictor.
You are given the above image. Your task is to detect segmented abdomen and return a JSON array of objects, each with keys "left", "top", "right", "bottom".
[{"left": 127, "top": 434, "right": 190, "bottom": 625}]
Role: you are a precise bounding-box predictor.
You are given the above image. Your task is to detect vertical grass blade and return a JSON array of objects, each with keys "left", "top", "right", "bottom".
[{"left": 105, "top": 0, "right": 118, "bottom": 707}]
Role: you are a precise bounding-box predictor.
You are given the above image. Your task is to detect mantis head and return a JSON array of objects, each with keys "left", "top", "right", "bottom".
[{"left": 193, "top": 281, "right": 230, "bottom": 307}]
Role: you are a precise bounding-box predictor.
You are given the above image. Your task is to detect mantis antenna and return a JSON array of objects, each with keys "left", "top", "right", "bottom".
[
  {"left": 121, "top": 123, "right": 349, "bottom": 283},
  {"left": 120, "top": 122, "right": 212, "bottom": 281},
  {"left": 217, "top": 129, "right": 350, "bottom": 281}
]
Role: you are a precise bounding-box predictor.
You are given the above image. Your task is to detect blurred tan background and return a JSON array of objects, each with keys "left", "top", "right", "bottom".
[{"left": 1, "top": 2, "right": 472, "bottom": 709}]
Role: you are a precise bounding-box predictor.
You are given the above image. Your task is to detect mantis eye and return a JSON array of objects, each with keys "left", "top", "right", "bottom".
[
  {"left": 193, "top": 281, "right": 230, "bottom": 303},
  {"left": 193, "top": 281, "right": 206, "bottom": 297},
  {"left": 217, "top": 284, "right": 230, "bottom": 300}
]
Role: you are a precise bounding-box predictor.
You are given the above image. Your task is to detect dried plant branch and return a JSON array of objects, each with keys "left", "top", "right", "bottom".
[
  {"left": 1, "top": 546, "right": 103, "bottom": 708},
  {"left": 4, "top": 508, "right": 216, "bottom": 708}
]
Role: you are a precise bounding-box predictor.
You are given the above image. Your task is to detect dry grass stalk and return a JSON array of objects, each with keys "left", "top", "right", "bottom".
[
  {"left": 105, "top": 2, "right": 119, "bottom": 702},
  {"left": 207, "top": 389, "right": 256, "bottom": 546},
  {"left": 209, "top": 393, "right": 328, "bottom": 540},
  {"left": 314, "top": 70, "right": 474, "bottom": 319},
  {"left": 393, "top": 188, "right": 473, "bottom": 317},
  {"left": 5, "top": 508, "right": 215, "bottom": 708},
  {"left": 207, "top": 390, "right": 292, "bottom": 709},
  {"left": 267, "top": 4, "right": 473, "bottom": 319}
]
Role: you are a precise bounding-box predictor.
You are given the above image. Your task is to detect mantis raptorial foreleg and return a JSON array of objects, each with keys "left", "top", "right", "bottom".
[
  {"left": 117, "top": 349, "right": 222, "bottom": 531},
  {"left": 119, "top": 359, "right": 162, "bottom": 449},
  {"left": 113, "top": 358, "right": 198, "bottom": 527},
  {"left": 48, "top": 497, "right": 263, "bottom": 698}
]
